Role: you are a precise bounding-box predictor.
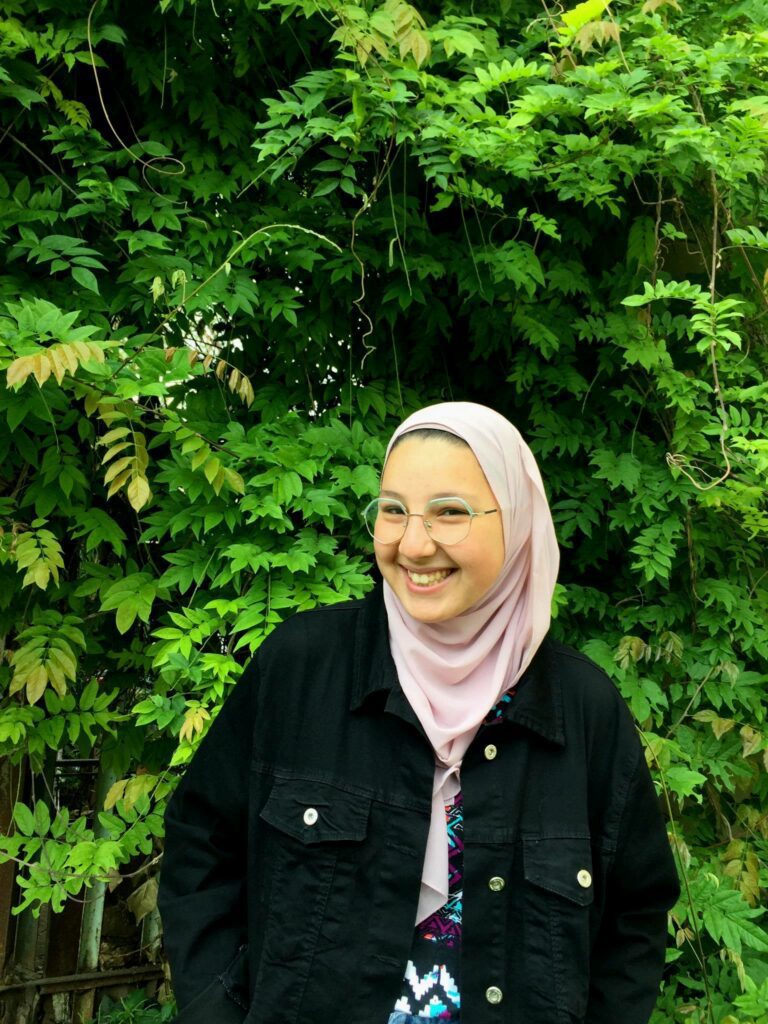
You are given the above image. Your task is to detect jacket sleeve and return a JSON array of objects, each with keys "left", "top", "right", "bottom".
[
  {"left": 158, "top": 660, "right": 259, "bottom": 1022},
  {"left": 586, "top": 744, "right": 680, "bottom": 1024}
]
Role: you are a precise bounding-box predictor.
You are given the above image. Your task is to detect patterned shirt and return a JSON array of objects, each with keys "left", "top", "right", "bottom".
[{"left": 392, "top": 692, "right": 514, "bottom": 1020}]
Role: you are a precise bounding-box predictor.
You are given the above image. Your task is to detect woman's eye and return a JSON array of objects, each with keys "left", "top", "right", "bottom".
[
  {"left": 382, "top": 504, "right": 406, "bottom": 516},
  {"left": 435, "top": 506, "right": 470, "bottom": 518}
]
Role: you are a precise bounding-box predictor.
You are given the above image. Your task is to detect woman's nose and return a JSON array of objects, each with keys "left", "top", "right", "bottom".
[{"left": 397, "top": 515, "right": 438, "bottom": 558}]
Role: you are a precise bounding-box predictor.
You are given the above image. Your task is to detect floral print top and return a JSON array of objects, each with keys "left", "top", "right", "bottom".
[{"left": 392, "top": 692, "right": 514, "bottom": 1020}]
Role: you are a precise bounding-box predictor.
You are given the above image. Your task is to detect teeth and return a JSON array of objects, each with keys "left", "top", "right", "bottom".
[{"left": 407, "top": 569, "right": 453, "bottom": 586}]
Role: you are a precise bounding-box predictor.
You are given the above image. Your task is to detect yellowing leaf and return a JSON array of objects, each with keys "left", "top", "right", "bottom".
[
  {"left": 104, "top": 456, "right": 134, "bottom": 484},
  {"left": 668, "top": 830, "right": 691, "bottom": 870},
  {"left": 46, "top": 660, "right": 68, "bottom": 698},
  {"left": 179, "top": 707, "right": 211, "bottom": 743},
  {"left": 104, "top": 779, "right": 128, "bottom": 810},
  {"left": 84, "top": 390, "right": 100, "bottom": 415},
  {"left": 24, "top": 562, "right": 46, "bottom": 589},
  {"left": 99, "top": 426, "right": 131, "bottom": 447},
  {"left": 49, "top": 348, "right": 68, "bottom": 384},
  {"left": 641, "top": 0, "right": 681, "bottom": 13},
  {"left": 72, "top": 341, "right": 99, "bottom": 363},
  {"left": 739, "top": 852, "right": 760, "bottom": 907},
  {"left": 711, "top": 717, "right": 736, "bottom": 740},
  {"left": 123, "top": 774, "right": 157, "bottom": 811},
  {"left": 127, "top": 476, "right": 151, "bottom": 512},
  {"left": 574, "top": 20, "right": 620, "bottom": 52},
  {"left": 740, "top": 726, "right": 762, "bottom": 758},
  {"left": 34, "top": 354, "right": 52, "bottom": 385},
  {"left": 224, "top": 468, "right": 245, "bottom": 495},
  {"left": 6, "top": 355, "right": 35, "bottom": 387},
  {"left": 126, "top": 876, "right": 159, "bottom": 925},
  {"left": 8, "top": 672, "right": 26, "bottom": 696},
  {"left": 48, "top": 643, "right": 78, "bottom": 680},
  {"left": 238, "top": 375, "right": 255, "bottom": 407},
  {"left": 404, "top": 28, "right": 431, "bottom": 66},
  {"left": 27, "top": 664, "right": 48, "bottom": 704},
  {"left": 56, "top": 344, "right": 78, "bottom": 375},
  {"left": 101, "top": 441, "right": 133, "bottom": 464},
  {"left": 106, "top": 467, "right": 132, "bottom": 498}
]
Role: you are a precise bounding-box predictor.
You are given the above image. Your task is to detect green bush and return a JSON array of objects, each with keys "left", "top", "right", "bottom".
[{"left": 1, "top": 1, "right": 767, "bottom": 1021}]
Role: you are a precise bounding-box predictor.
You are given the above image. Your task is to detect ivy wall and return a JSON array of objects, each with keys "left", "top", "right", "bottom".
[{"left": 1, "top": 0, "right": 767, "bottom": 1021}]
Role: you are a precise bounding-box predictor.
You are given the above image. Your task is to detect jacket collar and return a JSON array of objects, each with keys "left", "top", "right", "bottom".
[
  {"left": 350, "top": 585, "right": 565, "bottom": 748},
  {"left": 503, "top": 639, "right": 565, "bottom": 747}
]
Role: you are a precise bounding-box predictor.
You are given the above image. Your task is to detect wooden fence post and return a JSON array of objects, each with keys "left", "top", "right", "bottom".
[{"left": 0, "top": 757, "right": 22, "bottom": 974}]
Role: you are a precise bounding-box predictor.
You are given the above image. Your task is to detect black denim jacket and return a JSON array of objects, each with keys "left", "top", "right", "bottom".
[{"left": 159, "top": 585, "right": 679, "bottom": 1024}]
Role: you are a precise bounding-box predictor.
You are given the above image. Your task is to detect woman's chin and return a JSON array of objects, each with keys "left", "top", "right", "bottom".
[{"left": 398, "top": 589, "right": 457, "bottom": 624}]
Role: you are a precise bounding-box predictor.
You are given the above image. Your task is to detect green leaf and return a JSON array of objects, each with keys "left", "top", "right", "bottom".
[
  {"left": 116, "top": 598, "right": 140, "bottom": 633},
  {"left": 702, "top": 886, "right": 768, "bottom": 955},
  {"left": 80, "top": 679, "right": 98, "bottom": 711},
  {"left": 561, "top": 0, "right": 611, "bottom": 32},
  {"left": 33, "top": 801, "right": 51, "bottom": 836},
  {"left": 71, "top": 266, "right": 100, "bottom": 293},
  {"left": 13, "top": 803, "right": 35, "bottom": 836},
  {"left": 626, "top": 216, "right": 656, "bottom": 269},
  {"left": 665, "top": 766, "right": 706, "bottom": 800},
  {"left": 312, "top": 179, "right": 338, "bottom": 198}
]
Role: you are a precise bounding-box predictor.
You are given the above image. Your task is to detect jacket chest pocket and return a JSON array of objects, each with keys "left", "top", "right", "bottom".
[
  {"left": 257, "top": 778, "right": 371, "bottom": 964},
  {"left": 523, "top": 836, "right": 594, "bottom": 1023}
]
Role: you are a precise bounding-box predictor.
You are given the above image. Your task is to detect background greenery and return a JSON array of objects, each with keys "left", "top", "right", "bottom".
[{"left": 1, "top": 0, "right": 767, "bottom": 1020}]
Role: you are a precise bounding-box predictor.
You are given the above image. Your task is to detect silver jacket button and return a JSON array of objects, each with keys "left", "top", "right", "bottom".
[
  {"left": 485, "top": 986, "right": 503, "bottom": 1005},
  {"left": 577, "top": 869, "right": 592, "bottom": 888},
  {"left": 488, "top": 876, "right": 506, "bottom": 892},
  {"left": 303, "top": 807, "right": 318, "bottom": 826},
  {"left": 484, "top": 743, "right": 498, "bottom": 760}
]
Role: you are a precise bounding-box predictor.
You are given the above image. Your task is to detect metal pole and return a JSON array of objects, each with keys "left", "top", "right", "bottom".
[{"left": 71, "top": 761, "right": 118, "bottom": 1024}]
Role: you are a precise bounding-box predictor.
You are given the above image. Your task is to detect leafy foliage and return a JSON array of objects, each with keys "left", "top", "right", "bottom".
[{"left": 1, "top": 0, "right": 767, "bottom": 1019}]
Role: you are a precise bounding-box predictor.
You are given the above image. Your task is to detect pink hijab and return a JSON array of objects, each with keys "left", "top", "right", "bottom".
[{"left": 380, "top": 402, "right": 560, "bottom": 924}]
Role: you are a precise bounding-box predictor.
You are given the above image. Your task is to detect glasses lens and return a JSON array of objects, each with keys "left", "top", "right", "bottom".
[
  {"left": 363, "top": 499, "right": 408, "bottom": 543},
  {"left": 426, "top": 498, "right": 473, "bottom": 545}
]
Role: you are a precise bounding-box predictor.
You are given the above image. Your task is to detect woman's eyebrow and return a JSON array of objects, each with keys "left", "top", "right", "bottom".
[{"left": 379, "top": 489, "right": 476, "bottom": 501}]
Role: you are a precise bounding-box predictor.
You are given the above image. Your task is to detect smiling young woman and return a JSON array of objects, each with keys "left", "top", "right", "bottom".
[
  {"left": 372, "top": 431, "right": 505, "bottom": 623},
  {"left": 159, "top": 402, "right": 680, "bottom": 1024}
]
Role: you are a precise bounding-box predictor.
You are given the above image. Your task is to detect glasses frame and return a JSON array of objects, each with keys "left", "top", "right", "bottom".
[{"left": 362, "top": 496, "right": 499, "bottom": 546}]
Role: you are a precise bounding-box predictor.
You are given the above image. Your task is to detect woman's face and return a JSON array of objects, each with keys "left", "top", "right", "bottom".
[{"left": 375, "top": 436, "right": 505, "bottom": 623}]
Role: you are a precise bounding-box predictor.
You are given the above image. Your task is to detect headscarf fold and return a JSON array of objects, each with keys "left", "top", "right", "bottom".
[{"left": 381, "top": 402, "right": 559, "bottom": 924}]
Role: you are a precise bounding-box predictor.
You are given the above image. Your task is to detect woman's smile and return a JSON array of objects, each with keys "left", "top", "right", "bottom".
[{"left": 401, "top": 565, "right": 457, "bottom": 591}]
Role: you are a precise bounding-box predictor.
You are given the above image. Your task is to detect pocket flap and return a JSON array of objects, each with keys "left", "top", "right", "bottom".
[
  {"left": 259, "top": 778, "right": 370, "bottom": 844},
  {"left": 523, "top": 836, "right": 594, "bottom": 907}
]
